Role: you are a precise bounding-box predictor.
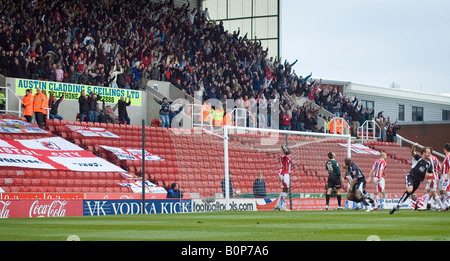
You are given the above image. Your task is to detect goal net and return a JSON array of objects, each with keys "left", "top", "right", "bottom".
[
  {"left": 222, "top": 126, "right": 352, "bottom": 211},
  {"left": 166, "top": 124, "right": 351, "bottom": 212}
]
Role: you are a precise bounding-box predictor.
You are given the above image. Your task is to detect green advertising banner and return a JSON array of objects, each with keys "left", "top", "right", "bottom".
[{"left": 15, "top": 78, "right": 141, "bottom": 106}]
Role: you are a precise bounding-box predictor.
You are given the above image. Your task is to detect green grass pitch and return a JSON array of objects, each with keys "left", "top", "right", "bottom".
[{"left": 0, "top": 210, "right": 448, "bottom": 241}]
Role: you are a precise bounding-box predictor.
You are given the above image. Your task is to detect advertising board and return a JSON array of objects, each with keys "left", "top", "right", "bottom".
[
  {"left": 83, "top": 199, "right": 191, "bottom": 216},
  {"left": 0, "top": 199, "right": 83, "bottom": 218},
  {"left": 192, "top": 199, "right": 257, "bottom": 212}
]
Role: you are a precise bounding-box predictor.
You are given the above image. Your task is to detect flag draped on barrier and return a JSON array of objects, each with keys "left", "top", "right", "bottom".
[
  {"left": 100, "top": 145, "right": 164, "bottom": 161},
  {"left": 65, "top": 125, "right": 120, "bottom": 138},
  {"left": 0, "top": 119, "right": 48, "bottom": 133},
  {"left": 118, "top": 181, "right": 167, "bottom": 194},
  {"left": 0, "top": 136, "right": 125, "bottom": 172}
]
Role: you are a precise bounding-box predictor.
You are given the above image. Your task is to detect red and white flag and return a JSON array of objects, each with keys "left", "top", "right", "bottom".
[{"left": 0, "top": 136, "right": 125, "bottom": 172}]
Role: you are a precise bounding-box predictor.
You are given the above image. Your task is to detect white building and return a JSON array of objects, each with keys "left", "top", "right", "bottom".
[{"left": 316, "top": 78, "right": 450, "bottom": 124}]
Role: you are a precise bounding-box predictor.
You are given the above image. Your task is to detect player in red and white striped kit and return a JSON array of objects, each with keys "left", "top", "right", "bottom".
[
  {"left": 411, "top": 194, "right": 428, "bottom": 210},
  {"left": 411, "top": 193, "right": 449, "bottom": 211},
  {"left": 274, "top": 145, "right": 292, "bottom": 211},
  {"left": 368, "top": 152, "right": 387, "bottom": 209},
  {"left": 423, "top": 152, "right": 445, "bottom": 210},
  {"left": 439, "top": 143, "right": 450, "bottom": 210}
]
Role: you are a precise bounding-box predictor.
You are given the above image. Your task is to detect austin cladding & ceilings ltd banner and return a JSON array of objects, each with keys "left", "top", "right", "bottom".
[{"left": 15, "top": 78, "right": 142, "bottom": 106}]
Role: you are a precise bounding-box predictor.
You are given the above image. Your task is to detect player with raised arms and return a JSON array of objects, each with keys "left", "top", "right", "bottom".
[
  {"left": 390, "top": 146, "right": 433, "bottom": 214},
  {"left": 274, "top": 145, "right": 292, "bottom": 211}
]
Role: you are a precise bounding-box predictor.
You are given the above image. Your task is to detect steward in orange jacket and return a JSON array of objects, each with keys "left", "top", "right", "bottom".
[
  {"left": 33, "top": 88, "right": 46, "bottom": 127},
  {"left": 223, "top": 111, "right": 232, "bottom": 126},
  {"left": 41, "top": 90, "right": 49, "bottom": 117},
  {"left": 22, "top": 89, "right": 34, "bottom": 122}
]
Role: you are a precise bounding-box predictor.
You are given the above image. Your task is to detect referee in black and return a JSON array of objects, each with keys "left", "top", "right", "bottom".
[{"left": 390, "top": 146, "right": 433, "bottom": 214}]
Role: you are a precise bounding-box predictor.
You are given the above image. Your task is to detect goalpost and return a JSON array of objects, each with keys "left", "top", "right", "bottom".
[{"left": 223, "top": 125, "right": 352, "bottom": 211}]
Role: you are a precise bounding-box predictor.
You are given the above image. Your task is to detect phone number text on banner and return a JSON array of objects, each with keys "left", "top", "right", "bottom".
[{"left": 15, "top": 78, "right": 142, "bottom": 106}]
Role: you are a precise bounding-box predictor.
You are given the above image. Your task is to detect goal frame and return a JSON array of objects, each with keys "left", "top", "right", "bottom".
[{"left": 223, "top": 125, "right": 352, "bottom": 210}]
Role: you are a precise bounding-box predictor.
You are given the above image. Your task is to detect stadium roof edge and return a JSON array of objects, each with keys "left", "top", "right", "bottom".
[{"left": 311, "top": 77, "right": 450, "bottom": 105}]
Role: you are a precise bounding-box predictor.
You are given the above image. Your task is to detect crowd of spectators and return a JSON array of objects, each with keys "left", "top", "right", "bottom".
[{"left": 0, "top": 0, "right": 380, "bottom": 134}]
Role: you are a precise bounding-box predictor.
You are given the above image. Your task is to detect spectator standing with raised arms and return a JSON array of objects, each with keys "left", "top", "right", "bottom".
[
  {"left": 155, "top": 97, "right": 171, "bottom": 128},
  {"left": 49, "top": 91, "right": 66, "bottom": 120},
  {"left": 118, "top": 96, "right": 131, "bottom": 125}
]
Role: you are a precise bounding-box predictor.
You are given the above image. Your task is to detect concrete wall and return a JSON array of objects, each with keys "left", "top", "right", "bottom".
[{"left": 396, "top": 123, "right": 450, "bottom": 154}]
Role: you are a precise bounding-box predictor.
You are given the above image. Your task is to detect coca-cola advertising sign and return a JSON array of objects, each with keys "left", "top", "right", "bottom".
[
  {"left": 0, "top": 201, "right": 11, "bottom": 218},
  {"left": 29, "top": 200, "right": 68, "bottom": 217},
  {"left": 0, "top": 200, "right": 83, "bottom": 218}
]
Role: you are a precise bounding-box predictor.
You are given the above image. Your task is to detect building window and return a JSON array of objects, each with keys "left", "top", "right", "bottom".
[
  {"left": 361, "top": 100, "right": 374, "bottom": 110},
  {"left": 361, "top": 100, "right": 375, "bottom": 118},
  {"left": 398, "top": 104, "right": 405, "bottom": 121},
  {"left": 412, "top": 106, "right": 423, "bottom": 121},
  {"left": 443, "top": 110, "right": 450, "bottom": 121}
]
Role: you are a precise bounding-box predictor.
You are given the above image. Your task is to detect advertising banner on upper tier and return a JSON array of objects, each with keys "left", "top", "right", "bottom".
[{"left": 15, "top": 78, "right": 142, "bottom": 106}]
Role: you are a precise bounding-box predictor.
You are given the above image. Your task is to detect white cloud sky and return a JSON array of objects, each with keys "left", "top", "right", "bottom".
[{"left": 281, "top": 0, "right": 450, "bottom": 94}]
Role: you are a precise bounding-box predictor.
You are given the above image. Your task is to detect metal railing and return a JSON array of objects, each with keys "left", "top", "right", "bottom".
[
  {"left": 188, "top": 104, "right": 250, "bottom": 131},
  {"left": 0, "top": 86, "right": 22, "bottom": 118},
  {"left": 358, "top": 120, "right": 381, "bottom": 143}
]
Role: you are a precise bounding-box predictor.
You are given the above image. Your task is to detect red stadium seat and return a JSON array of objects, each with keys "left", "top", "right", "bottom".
[
  {"left": 90, "top": 180, "right": 99, "bottom": 187},
  {"left": 57, "top": 179, "right": 68, "bottom": 187},
  {"left": 82, "top": 180, "right": 91, "bottom": 187},
  {"left": 73, "top": 179, "right": 83, "bottom": 187}
]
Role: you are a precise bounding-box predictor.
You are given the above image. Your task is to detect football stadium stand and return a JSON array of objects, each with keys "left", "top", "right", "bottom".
[
  {"left": 0, "top": 112, "right": 423, "bottom": 197},
  {"left": 0, "top": 0, "right": 435, "bottom": 200}
]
